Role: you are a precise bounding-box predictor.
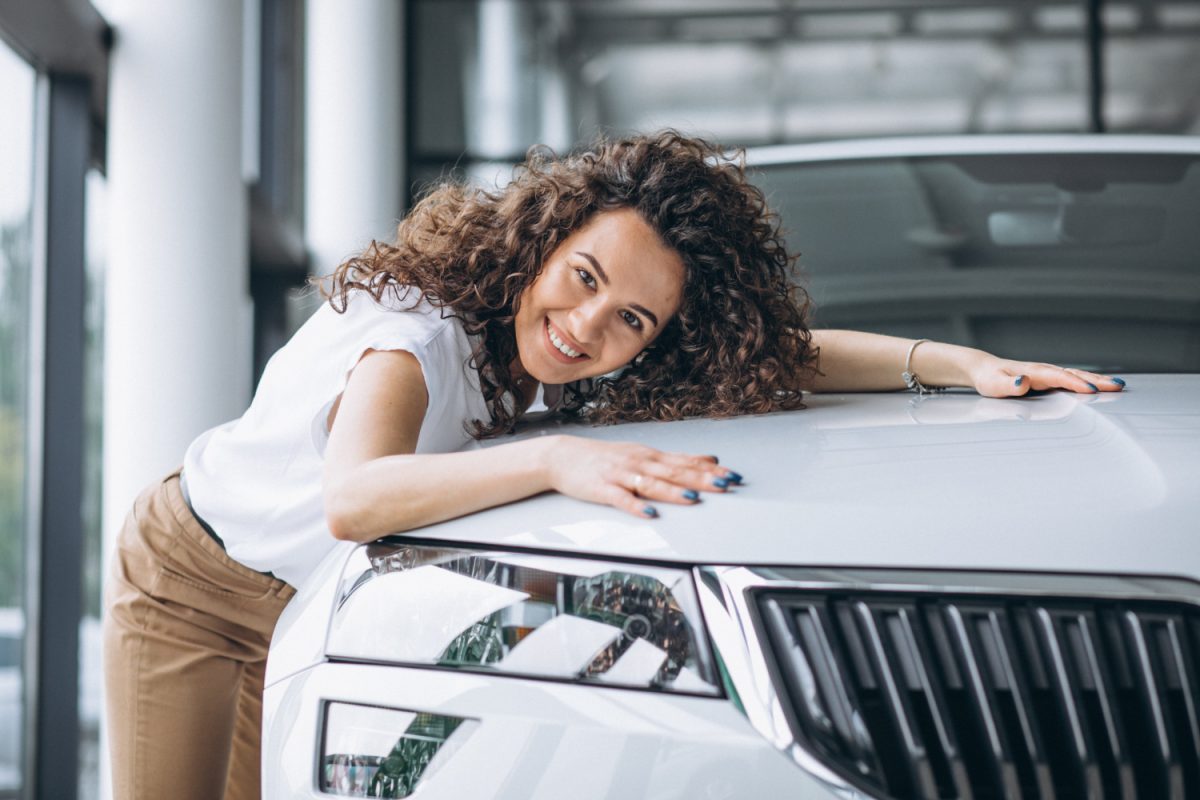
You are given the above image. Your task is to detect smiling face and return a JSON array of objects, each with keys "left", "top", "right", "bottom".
[{"left": 513, "top": 208, "right": 686, "bottom": 385}]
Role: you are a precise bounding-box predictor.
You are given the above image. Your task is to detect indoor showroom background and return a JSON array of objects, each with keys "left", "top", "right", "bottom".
[{"left": 1, "top": 0, "right": 1197, "bottom": 798}]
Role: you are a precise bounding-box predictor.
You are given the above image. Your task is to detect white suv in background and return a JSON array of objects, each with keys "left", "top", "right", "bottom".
[{"left": 263, "top": 136, "right": 1200, "bottom": 799}]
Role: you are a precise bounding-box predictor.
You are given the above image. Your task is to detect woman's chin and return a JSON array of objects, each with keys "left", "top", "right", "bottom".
[{"left": 526, "top": 356, "right": 607, "bottom": 386}]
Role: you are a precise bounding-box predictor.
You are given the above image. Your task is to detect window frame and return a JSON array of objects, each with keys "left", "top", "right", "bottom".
[{"left": 0, "top": 3, "right": 109, "bottom": 798}]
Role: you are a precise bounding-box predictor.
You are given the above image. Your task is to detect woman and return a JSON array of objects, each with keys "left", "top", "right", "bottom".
[{"left": 103, "top": 131, "right": 1123, "bottom": 800}]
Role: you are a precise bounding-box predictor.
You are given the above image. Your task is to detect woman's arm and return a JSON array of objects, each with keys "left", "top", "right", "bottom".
[
  {"left": 322, "top": 350, "right": 733, "bottom": 542},
  {"left": 806, "top": 329, "right": 1125, "bottom": 397}
]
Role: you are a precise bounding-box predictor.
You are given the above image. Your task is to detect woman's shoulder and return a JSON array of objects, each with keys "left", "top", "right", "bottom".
[
  {"left": 337, "top": 283, "right": 428, "bottom": 314},
  {"left": 335, "top": 285, "right": 465, "bottom": 342}
]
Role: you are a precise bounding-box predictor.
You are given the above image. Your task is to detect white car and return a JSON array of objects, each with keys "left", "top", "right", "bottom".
[{"left": 263, "top": 136, "right": 1200, "bottom": 799}]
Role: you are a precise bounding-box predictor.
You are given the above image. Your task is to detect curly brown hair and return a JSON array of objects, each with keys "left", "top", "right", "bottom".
[{"left": 320, "top": 130, "right": 815, "bottom": 437}]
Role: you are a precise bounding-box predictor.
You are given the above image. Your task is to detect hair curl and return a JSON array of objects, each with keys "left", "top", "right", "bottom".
[{"left": 319, "top": 130, "right": 815, "bottom": 437}]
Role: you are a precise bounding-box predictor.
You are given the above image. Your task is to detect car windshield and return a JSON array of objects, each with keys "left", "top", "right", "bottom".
[{"left": 752, "top": 152, "right": 1200, "bottom": 373}]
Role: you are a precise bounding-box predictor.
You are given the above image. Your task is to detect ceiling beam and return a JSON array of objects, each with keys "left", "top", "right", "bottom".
[{"left": 0, "top": 0, "right": 111, "bottom": 159}]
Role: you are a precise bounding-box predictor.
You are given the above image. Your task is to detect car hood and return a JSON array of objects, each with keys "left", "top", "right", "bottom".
[{"left": 408, "top": 375, "right": 1199, "bottom": 580}]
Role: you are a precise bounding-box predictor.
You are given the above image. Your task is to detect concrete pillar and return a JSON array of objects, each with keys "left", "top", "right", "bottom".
[
  {"left": 102, "top": 1, "right": 251, "bottom": 570},
  {"left": 537, "top": 3, "right": 573, "bottom": 152},
  {"left": 101, "top": 2, "right": 251, "bottom": 796},
  {"left": 305, "top": 0, "right": 405, "bottom": 277},
  {"left": 467, "top": 0, "right": 536, "bottom": 187},
  {"left": 472, "top": 0, "right": 535, "bottom": 159}
]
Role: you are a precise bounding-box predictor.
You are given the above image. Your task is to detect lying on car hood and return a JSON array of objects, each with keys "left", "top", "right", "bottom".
[{"left": 407, "top": 375, "right": 1198, "bottom": 578}]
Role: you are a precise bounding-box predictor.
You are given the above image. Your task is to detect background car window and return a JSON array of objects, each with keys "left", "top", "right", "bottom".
[{"left": 755, "top": 154, "right": 1200, "bottom": 372}]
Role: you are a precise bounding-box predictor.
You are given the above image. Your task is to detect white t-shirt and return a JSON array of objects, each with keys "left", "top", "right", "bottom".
[{"left": 181, "top": 288, "right": 490, "bottom": 587}]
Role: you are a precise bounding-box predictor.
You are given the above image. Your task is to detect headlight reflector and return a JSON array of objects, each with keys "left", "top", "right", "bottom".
[
  {"left": 325, "top": 543, "right": 718, "bottom": 695},
  {"left": 320, "top": 702, "right": 474, "bottom": 798}
]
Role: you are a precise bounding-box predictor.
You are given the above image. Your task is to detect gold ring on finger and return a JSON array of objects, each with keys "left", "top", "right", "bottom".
[{"left": 632, "top": 473, "right": 645, "bottom": 496}]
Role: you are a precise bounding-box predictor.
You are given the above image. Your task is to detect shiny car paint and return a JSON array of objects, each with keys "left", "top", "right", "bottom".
[
  {"left": 263, "top": 135, "right": 1200, "bottom": 799},
  {"left": 264, "top": 377, "right": 1199, "bottom": 799}
]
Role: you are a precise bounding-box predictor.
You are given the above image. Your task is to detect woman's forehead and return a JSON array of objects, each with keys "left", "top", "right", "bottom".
[{"left": 569, "top": 210, "right": 683, "bottom": 291}]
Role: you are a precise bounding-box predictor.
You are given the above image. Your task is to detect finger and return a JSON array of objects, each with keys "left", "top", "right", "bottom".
[
  {"left": 624, "top": 470, "right": 672, "bottom": 501},
  {"left": 1071, "top": 369, "right": 1126, "bottom": 392},
  {"left": 604, "top": 484, "right": 659, "bottom": 519},
  {"left": 1027, "top": 364, "right": 1100, "bottom": 394},
  {"left": 679, "top": 453, "right": 720, "bottom": 465},
  {"left": 656, "top": 452, "right": 742, "bottom": 486},
  {"left": 977, "top": 368, "right": 1030, "bottom": 398},
  {"left": 1062, "top": 367, "right": 1102, "bottom": 393},
  {"left": 642, "top": 458, "right": 738, "bottom": 495},
  {"left": 626, "top": 471, "right": 704, "bottom": 505},
  {"left": 640, "top": 474, "right": 698, "bottom": 504}
]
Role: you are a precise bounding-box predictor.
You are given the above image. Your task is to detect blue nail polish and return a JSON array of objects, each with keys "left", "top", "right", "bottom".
[
  {"left": 683, "top": 489, "right": 699, "bottom": 501},
  {"left": 713, "top": 477, "right": 730, "bottom": 489},
  {"left": 1014, "top": 376, "right": 1024, "bottom": 387},
  {"left": 725, "top": 471, "right": 743, "bottom": 484},
  {"left": 1086, "top": 382, "right": 1099, "bottom": 393},
  {"left": 708, "top": 455, "right": 720, "bottom": 464},
  {"left": 1111, "top": 377, "right": 1126, "bottom": 387},
  {"left": 643, "top": 505, "right": 658, "bottom": 518}
]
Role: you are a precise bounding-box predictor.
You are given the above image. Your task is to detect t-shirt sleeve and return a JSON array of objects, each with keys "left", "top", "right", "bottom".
[{"left": 309, "top": 291, "right": 449, "bottom": 455}]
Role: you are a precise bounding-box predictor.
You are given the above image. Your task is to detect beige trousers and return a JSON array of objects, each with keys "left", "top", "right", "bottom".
[{"left": 103, "top": 470, "right": 296, "bottom": 800}]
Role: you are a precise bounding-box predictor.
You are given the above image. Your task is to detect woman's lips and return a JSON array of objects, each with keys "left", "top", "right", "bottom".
[{"left": 544, "top": 318, "right": 589, "bottom": 363}]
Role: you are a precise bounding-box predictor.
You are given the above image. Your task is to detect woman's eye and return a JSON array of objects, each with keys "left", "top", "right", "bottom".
[
  {"left": 575, "top": 268, "right": 596, "bottom": 288},
  {"left": 620, "top": 310, "right": 643, "bottom": 330}
]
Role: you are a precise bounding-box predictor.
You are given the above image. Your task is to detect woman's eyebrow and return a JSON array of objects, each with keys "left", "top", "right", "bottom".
[
  {"left": 575, "top": 250, "right": 659, "bottom": 329},
  {"left": 630, "top": 304, "right": 659, "bottom": 329},
  {"left": 576, "top": 251, "right": 609, "bottom": 284}
]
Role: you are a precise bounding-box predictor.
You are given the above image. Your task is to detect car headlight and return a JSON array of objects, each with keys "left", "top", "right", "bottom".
[
  {"left": 325, "top": 541, "right": 719, "bottom": 695},
  {"left": 320, "top": 702, "right": 475, "bottom": 798}
]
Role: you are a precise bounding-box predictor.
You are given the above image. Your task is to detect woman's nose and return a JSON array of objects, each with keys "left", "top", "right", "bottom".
[{"left": 569, "top": 300, "right": 607, "bottom": 345}]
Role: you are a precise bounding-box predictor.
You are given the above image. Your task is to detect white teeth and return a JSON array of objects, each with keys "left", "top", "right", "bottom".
[{"left": 547, "top": 322, "right": 582, "bottom": 358}]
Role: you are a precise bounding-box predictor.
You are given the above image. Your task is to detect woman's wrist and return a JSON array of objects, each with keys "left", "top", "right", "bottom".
[
  {"left": 912, "top": 340, "right": 989, "bottom": 389},
  {"left": 531, "top": 434, "right": 567, "bottom": 493}
]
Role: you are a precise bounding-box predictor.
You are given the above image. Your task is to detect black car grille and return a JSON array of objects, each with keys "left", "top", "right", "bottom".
[{"left": 757, "top": 591, "right": 1200, "bottom": 799}]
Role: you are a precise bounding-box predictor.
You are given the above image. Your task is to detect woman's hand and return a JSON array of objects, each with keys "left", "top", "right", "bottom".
[
  {"left": 542, "top": 435, "right": 739, "bottom": 519},
  {"left": 967, "top": 353, "right": 1127, "bottom": 398}
]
